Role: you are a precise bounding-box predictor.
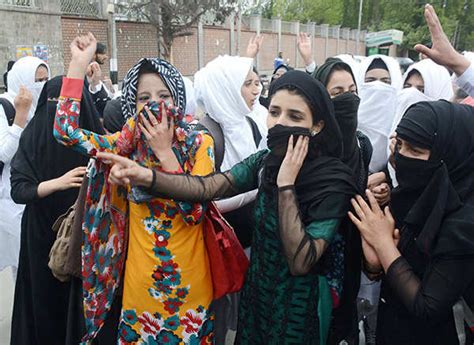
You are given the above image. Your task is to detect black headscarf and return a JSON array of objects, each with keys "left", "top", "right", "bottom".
[
  {"left": 265, "top": 70, "right": 357, "bottom": 223},
  {"left": 312, "top": 58, "right": 366, "bottom": 180},
  {"left": 312, "top": 57, "right": 356, "bottom": 90},
  {"left": 11, "top": 76, "right": 105, "bottom": 216},
  {"left": 392, "top": 101, "right": 474, "bottom": 256}
]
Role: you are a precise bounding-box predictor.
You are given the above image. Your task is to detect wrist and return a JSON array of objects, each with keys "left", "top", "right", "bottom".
[
  {"left": 450, "top": 53, "right": 470, "bottom": 77},
  {"left": 67, "top": 60, "right": 89, "bottom": 79},
  {"left": 139, "top": 168, "right": 154, "bottom": 188},
  {"left": 13, "top": 113, "right": 28, "bottom": 127}
]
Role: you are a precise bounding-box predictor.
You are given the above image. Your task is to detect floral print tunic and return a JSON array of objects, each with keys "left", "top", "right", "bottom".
[{"left": 54, "top": 78, "right": 214, "bottom": 344}]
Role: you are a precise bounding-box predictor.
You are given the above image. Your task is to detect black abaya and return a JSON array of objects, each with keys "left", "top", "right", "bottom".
[{"left": 9, "top": 76, "right": 104, "bottom": 345}]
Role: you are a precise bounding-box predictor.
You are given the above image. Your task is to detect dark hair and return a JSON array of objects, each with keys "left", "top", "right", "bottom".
[
  {"left": 96, "top": 42, "right": 107, "bottom": 55},
  {"left": 326, "top": 63, "right": 355, "bottom": 87},
  {"left": 138, "top": 60, "right": 158, "bottom": 77},
  {"left": 405, "top": 69, "right": 422, "bottom": 82}
]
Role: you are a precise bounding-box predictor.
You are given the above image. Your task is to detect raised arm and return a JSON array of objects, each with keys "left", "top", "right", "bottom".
[{"left": 54, "top": 33, "right": 120, "bottom": 157}]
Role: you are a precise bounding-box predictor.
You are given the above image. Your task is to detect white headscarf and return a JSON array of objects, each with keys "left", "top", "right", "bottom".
[
  {"left": 1, "top": 56, "right": 50, "bottom": 121},
  {"left": 182, "top": 77, "right": 197, "bottom": 117},
  {"left": 335, "top": 54, "right": 361, "bottom": 86},
  {"left": 391, "top": 59, "right": 453, "bottom": 134},
  {"left": 357, "top": 54, "right": 403, "bottom": 90},
  {"left": 194, "top": 55, "right": 258, "bottom": 170},
  {"left": 357, "top": 55, "right": 402, "bottom": 173}
]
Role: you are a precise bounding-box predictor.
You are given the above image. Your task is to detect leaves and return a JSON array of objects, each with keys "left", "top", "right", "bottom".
[{"left": 258, "top": 0, "right": 473, "bottom": 57}]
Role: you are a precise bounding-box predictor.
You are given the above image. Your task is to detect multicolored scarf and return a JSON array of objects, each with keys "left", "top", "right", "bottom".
[{"left": 80, "top": 58, "right": 204, "bottom": 342}]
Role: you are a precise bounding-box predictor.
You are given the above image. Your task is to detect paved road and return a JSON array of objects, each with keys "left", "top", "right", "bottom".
[{"left": 0, "top": 267, "right": 14, "bottom": 345}]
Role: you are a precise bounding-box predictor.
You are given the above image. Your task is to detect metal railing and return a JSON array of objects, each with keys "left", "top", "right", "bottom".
[{"left": 60, "top": 0, "right": 100, "bottom": 17}]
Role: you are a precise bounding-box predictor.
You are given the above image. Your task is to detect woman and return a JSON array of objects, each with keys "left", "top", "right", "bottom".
[
  {"left": 98, "top": 70, "right": 358, "bottom": 344},
  {"left": 392, "top": 58, "right": 454, "bottom": 135},
  {"left": 0, "top": 56, "right": 49, "bottom": 278},
  {"left": 260, "top": 64, "right": 294, "bottom": 108},
  {"left": 54, "top": 33, "right": 215, "bottom": 343},
  {"left": 349, "top": 101, "right": 474, "bottom": 345},
  {"left": 9, "top": 76, "right": 101, "bottom": 345},
  {"left": 386, "top": 59, "right": 454, "bottom": 190},
  {"left": 357, "top": 55, "right": 402, "bottom": 174},
  {"left": 314, "top": 58, "right": 373, "bottom": 344},
  {"left": 194, "top": 55, "right": 266, "bottom": 249}
]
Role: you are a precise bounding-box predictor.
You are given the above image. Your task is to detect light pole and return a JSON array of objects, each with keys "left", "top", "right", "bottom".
[
  {"left": 356, "top": 0, "right": 363, "bottom": 55},
  {"left": 107, "top": 0, "right": 118, "bottom": 90}
]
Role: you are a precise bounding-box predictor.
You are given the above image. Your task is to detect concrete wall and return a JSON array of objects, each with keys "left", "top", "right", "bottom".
[{"left": 0, "top": 1, "right": 64, "bottom": 77}]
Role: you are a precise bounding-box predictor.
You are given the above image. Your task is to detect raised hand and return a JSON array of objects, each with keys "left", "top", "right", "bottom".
[
  {"left": 414, "top": 4, "right": 469, "bottom": 76},
  {"left": 87, "top": 62, "right": 102, "bottom": 89},
  {"left": 245, "top": 34, "right": 264, "bottom": 59},
  {"left": 297, "top": 32, "right": 314, "bottom": 66},
  {"left": 276, "top": 135, "right": 309, "bottom": 187},
  {"left": 68, "top": 32, "right": 97, "bottom": 79},
  {"left": 13, "top": 85, "right": 33, "bottom": 127}
]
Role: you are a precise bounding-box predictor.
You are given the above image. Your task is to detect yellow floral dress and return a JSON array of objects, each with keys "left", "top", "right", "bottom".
[{"left": 54, "top": 77, "right": 214, "bottom": 344}]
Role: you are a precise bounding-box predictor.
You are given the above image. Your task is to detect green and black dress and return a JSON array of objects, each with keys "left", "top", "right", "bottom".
[{"left": 145, "top": 148, "right": 357, "bottom": 344}]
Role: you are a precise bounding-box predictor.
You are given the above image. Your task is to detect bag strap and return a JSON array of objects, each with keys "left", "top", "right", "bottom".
[
  {"left": 245, "top": 116, "right": 262, "bottom": 148},
  {"left": 197, "top": 114, "right": 225, "bottom": 171},
  {"left": 0, "top": 98, "right": 16, "bottom": 126}
]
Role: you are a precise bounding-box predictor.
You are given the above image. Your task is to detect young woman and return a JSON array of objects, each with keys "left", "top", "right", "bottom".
[
  {"left": 357, "top": 55, "right": 402, "bottom": 174},
  {"left": 54, "top": 33, "right": 215, "bottom": 344},
  {"left": 392, "top": 58, "right": 453, "bottom": 136},
  {"left": 98, "top": 70, "right": 358, "bottom": 344},
  {"left": 314, "top": 57, "right": 373, "bottom": 344},
  {"left": 0, "top": 56, "right": 49, "bottom": 278},
  {"left": 9, "top": 76, "right": 101, "bottom": 345},
  {"left": 350, "top": 101, "right": 474, "bottom": 345},
  {"left": 194, "top": 55, "right": 267, "bottom": 249}
]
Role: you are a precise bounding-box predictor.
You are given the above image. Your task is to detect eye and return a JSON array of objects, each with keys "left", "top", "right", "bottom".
[
  {"left": 138, "top": 95, "right": 150, "bottom": 102},
  {"left": 159, "top": 93, "right": 171, "bottom": 100},
  {"left": 289, "top": 112, "right": 303, "bottom": 121},
  {"left": 269, "top": 110, "right": 279, "bottom": 117}
]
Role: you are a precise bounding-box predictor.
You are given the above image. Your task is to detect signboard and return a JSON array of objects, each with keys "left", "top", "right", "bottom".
[
  {"left": 33, "top": 44, "right": 49, "bottom": 63},
  {"left": 16, "top": 46, "right": 33, "bottom": 60},
  {"left": 366, "top": 30, "right": 404, "bottom": 47}
]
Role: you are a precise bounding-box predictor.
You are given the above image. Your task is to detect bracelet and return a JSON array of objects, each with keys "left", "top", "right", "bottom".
[
  {"left": 278, "top": 185, "right": 295, "bottom": 192},
  {"left": 149, "top": 169, "right": 157, "bottom": 189}
]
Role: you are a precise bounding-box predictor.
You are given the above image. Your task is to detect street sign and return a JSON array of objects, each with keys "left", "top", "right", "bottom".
[{"left": 366, "top": 30, "right": 404, "bottom": 47}]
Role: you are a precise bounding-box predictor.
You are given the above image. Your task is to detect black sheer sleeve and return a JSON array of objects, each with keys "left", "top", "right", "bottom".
[
  {"left": 386, "top": 255, "right": 474, "bottom": 323},
  {"left": 278, "top": 186, "right": 330, "bottom": 276},
  {"left": 147, "top": 150, "right": 267, "bottom": 202}
]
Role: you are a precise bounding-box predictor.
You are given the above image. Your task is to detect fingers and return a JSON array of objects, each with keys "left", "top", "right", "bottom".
[
  {"left": 285, "top": 135, "right": 294, "bottom": 157},
  {"left": 294, "top": 136, "right": 309, "bottom": 164},
  {"left": 96, "top": 152, "right": 135, "bottom": 168},
  {"left": 350, "top": 196, "right": 366, "bottom": 220},
  {"left": 140, "top": 113, "right": 153, "bottom": 138},
  {"left": 414, "top": 43, "right": 431, "bottom": 55},
  {"left": 384, "top": 206, "right": 395, "bottom": 225},
  {"left": 365, "top": 189, "right": 382, "bottom": 214},
  {"left": 160, "top": 102, "right": 169, "bottom": 129},
  {"left": 348, "top": 211, "right": 362, "bottom": 228},
  {"left": 425, "top": 4, "right": 443, "bottom": 37}
]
